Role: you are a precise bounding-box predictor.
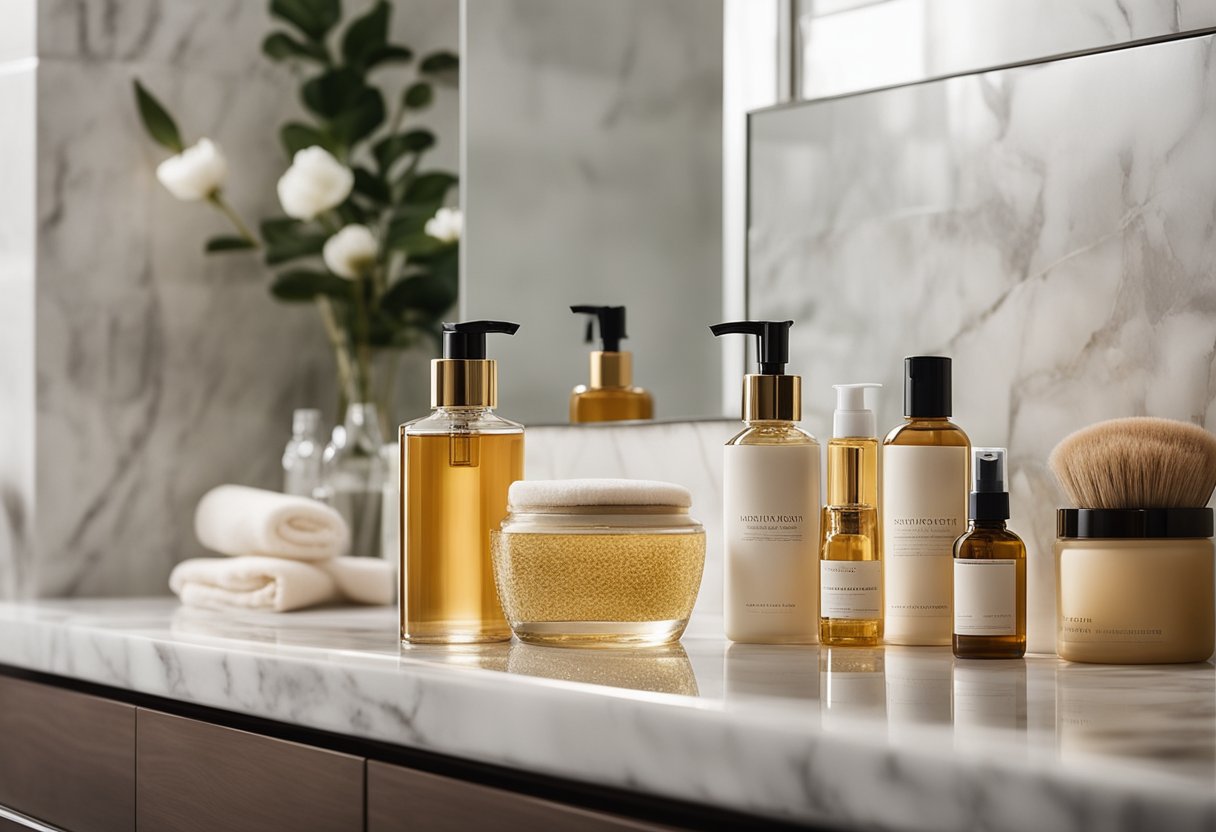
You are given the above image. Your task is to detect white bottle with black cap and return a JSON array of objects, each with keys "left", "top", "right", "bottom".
[
  {"left": 882, "top": 356, "right": 970, "bottom": 646},
  {"left": 711, "top": 320, "right": 820, "bottom": 644}
]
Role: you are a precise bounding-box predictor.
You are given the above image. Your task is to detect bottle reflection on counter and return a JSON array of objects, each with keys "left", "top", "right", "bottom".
[{"left": 820, "top": 647, "right": 886, "bottom": 730}]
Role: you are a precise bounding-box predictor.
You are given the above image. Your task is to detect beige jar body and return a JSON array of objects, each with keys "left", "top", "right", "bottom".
[{"left": 1055, "top": 538, "right": 1215, "bottom": 664}]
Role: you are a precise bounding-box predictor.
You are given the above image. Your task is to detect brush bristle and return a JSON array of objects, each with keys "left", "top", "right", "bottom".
[{"left": 1048, "top": 417, "right": 1216, "bottom": 509}]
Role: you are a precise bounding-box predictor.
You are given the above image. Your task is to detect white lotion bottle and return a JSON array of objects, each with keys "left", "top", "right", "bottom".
[{"left": 712, "top": 321, "right": 821, "bottom": 643}]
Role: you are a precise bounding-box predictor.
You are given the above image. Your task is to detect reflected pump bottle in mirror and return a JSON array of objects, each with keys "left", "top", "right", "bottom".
[
  {"left": 568, "top": 305, "right": 654, "bottom": 423},
  {"left": 712, "top": 320, "right": 820, "bottom": 644},
  {"left": 400, "top": 321, "right": 524, "bottom": 644}
]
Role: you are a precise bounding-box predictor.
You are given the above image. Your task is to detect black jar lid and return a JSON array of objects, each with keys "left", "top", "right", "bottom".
[{"left": 1057, "top": 508, "right": 1213, "bottom": 539}]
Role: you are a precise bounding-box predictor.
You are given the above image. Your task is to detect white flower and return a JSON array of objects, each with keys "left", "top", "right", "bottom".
[
  {"left": 323, "top": 224, "right": 378, "bottom": 279},
  {"left": 155, "top": 138, "right": 228, "bottom": 201},
  {"left": 424, "top": 207, "right": 462, "bottom": 243},
  {"left": 276, "top": 146, "right": 354, "bottom": 220}
]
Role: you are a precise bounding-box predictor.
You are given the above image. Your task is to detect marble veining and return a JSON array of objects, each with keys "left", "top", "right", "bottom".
[
  {"left": 749, "top": 33, "right": 1216, "bottom": 653},
  {"left": 0, "top": 598, "right": 1211, "bottom": 831}
]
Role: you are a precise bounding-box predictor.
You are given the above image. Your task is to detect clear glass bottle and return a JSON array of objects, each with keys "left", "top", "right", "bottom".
[
  {"left": 953, "top": 448, "right": 1026, "bottom": 659},
  {"left": 319, "top": 402, "right": 386, "bottom": 558},
  {"left": 282, "top": 408, "right": 323, "bottom": 497},
  {"left": 883, "top": 357, "right": 970, "bottom": 646},
  {"left": 569, "top": 305, "right": 654, "bottom": 423},
  {"left": 401, "top": 321, "right": 523, "bottom": 644}
]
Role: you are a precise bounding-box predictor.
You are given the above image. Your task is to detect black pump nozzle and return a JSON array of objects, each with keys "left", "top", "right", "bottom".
[
  {"left": 709, "top": 320, "right": 793, "bottom": 375},
  {"left": 441, "top": 320, "right": 521, "bottom": 359},
  {"left": 570, "top": 305, "right": 627, "bottom": 352},
  {"left": 970, "top": 447, "right": 1010, "bottom": 521}
]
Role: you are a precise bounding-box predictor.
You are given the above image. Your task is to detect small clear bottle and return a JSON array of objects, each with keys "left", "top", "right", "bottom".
[
  {"left": 320, "top": 402, "right": 386, "bottom": 558},
  {"left": 952, "top": 448, "right": 1026, "bottom": 659},
  {"left": 282, "top": 408, "right": 323, "bottom": 497}
]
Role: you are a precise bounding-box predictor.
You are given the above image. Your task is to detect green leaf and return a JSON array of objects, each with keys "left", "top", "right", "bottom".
[
  {"left": 206, "top": 236, "right": 257, "bottom": 252},
  {"left": 270, "top": 0, "right": 341, "bottom": 42},
  {"left": 302, "top": 67, "right": 365, "bottom": 119},
  {"left": 402, "top": 82, "right": 433, "bottom": 110},
  {"left": 263, "top": 223, "right": 327, "bottom": 265},
  {"left": 396, "top": 232, "right": 446, "bottom": 259},
  {"left": 329, "top": 87, "right": 385, "bottom": 147},
  {"left": 373, "top": 130, "right": 434, "bottom": 172},
  {"left": 419, "top": 51, "right": 459, "bottom": 76},
  {"left": 381, "top": 272, "right": 457, "bottom": 317},
  {"left": 386, "top": 205, "right": 442, "bottom": 248},
  {"left": 280, "top": 122, "right": 334, "bottom": 157},
  {"left": 365, "top": 44, "right": 413, "bottom": 69},
  {"left": 262, "top": 31, "right": 328, "bottom": 63},
  {"left": 271, "top": 269, "right": 352, "bottom": 302},
  {"left": 404, "top": 171, "right": 457, "bottom": 203},
  {"left": 133, "top": 80, "right": 183, "bottom": 153},
  {"left": 341, "top": 0, "right": 389, "bottom": 67},
  {"left": 352, "top": 167, "right": 390, "bottom": 203}
]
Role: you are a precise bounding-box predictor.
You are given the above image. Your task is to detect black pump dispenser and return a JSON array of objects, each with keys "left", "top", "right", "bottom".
[
  {"left": 441, "top": 320, "right": 520, "bottom": 359},
  {"left": 970, "top": 447, "right": 1011, "bottom": 521},
  {"left": 571, "top": 305, "right": 627, "bottom": 353},
  {"left": 709, "top": 320, "right": 792, "bottom": 375}
]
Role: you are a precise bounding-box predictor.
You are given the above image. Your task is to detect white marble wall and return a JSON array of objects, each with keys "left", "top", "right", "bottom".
[
  {"left": 463, "top": 0, "right": 724, "bottom": 425},
  {"left": 797, "top": 0, "right": 1216, "bottom": 100},
  {"left": 749, "top": 34, "right": 1216, "bottom": 652},
  {"left": 0, "top": 0, "right": 459, "bottom": 598}
]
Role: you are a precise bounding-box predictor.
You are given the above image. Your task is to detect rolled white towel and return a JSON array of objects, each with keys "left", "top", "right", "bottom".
[
  {"left": 320, "top": 558, "right": 396, "bottom": 606},
  {"left": 169, "top": 557, "right": 338, "bottom": 613},
  {"left": 194, "top": 485, "right": 349, "bottom": 561}
]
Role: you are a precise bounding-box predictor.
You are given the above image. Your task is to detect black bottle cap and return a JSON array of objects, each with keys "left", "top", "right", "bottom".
[
  {"left": 709, "top": 320, "right": 792, "bottom": 375},
  {"left": 1057, "top": 508, "right": 1213, "bottom": 539},
  {"left": 441, "top": 320, "right": 520, "bottom": 359},
  {"left": 571, "top": 305, "right": 627, "bottom": 352},
  {"left": 904, "top": 356, "right": 951, "bottom": 418},
  {"left": 970, "top": 448, "right": 1010, "bottom": 521}
]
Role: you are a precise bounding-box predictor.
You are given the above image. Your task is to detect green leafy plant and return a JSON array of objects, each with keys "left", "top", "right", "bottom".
[{"left": 133, "top": 0, "right": 460, "bottom": 418}]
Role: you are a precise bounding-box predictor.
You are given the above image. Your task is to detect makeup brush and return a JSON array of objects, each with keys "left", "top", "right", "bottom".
[{"left": 1049, "top": 417, "right": 1216, "bottom": 509}]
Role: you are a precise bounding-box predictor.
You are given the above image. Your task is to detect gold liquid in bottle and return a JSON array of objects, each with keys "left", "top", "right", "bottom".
[
  {"left": 569, "top": 351, "right": 654, "bottom": 423},
  {"left": 402, "top": 430, "right": 522, "bottom": 644},
  {"left": 820, "top": 442, "right": 883, "bottom": 645}
]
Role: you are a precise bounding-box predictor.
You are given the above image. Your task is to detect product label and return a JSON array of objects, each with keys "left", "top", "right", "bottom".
[
  {"left": 724, "top": 444, "right": 820, "bottom": 640},
  {"left": 953, "top": 559, "right": 1016, "bottom": 636},
  {"left": 882, "top": 445, "right": 967, "bottom": 641},
  {"left": 820, "top": 560, "right": 882, "bottom": 620}
]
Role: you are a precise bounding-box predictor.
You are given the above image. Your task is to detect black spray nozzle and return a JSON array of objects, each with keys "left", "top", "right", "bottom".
[
  {"left": 570, "top": 305, "right": 627, "bottom": 352},
  {"left": 970, "top": 447, "right": 1010, "bottom": 521},
  {"left": 709, "top": 320, "right": 793, "bottom": 375},
  {"left": 975, "top": 451, "right": 1005, "bottom": 493},
  {"left": 441, "top": 320, "right": 520, "bottom": 359}
]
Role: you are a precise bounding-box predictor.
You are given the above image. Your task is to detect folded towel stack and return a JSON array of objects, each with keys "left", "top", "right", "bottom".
[{"left": 170, "top": 485, "right": 394, "bottom": 612}]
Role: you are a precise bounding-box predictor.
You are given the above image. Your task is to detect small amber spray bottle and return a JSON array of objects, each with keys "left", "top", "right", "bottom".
[
  {"left": 820, "top": 384, "right": 883, "bottom": 646},
  {"left": 400, "top": 321, "right": 524, "bottom": 644},
  {"left": 569, "top": 305, "right": 654, "bottom": 423},
  {"left": 952, "top": 448, "right": 1026, "bottom": 659}
]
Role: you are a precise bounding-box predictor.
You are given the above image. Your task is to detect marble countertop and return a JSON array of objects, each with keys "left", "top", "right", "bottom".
[{"left": 0, "top": 599, "right": 1211, "bottom": 831}]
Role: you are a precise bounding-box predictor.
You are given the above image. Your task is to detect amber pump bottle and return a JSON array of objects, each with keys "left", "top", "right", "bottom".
[
  {"left": 400, "top": 321, "right": 524, "bottom": 644},
  {"left": 953, "top": 448, "right": 1026, "bottom": 659},
  {"left": 569, "top": 305, "right": 654, "bottom": 423},
  {"left": 820, "top": 384, "right": 883, "bottom": 646},
  {"left": 882, "top": 356, "right": 970, "bottom": 646},
  {"left": 712, "top": 320, "right": 820, "bottom": 644}
]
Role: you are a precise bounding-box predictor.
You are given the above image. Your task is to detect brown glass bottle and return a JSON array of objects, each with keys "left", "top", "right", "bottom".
[{"left": 952, "top": 521, "right": 1027, "bottom": 658}]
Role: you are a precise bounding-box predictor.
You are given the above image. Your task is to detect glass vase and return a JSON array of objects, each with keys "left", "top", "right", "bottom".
[{"left": 319, "top": 402, "right": 387, "bottom": 558}]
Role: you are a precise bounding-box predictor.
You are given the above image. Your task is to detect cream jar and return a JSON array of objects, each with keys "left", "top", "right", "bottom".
[
  {"left": 491, "top": 479, "right": 706, "bottom": 647},
  {"left": 1055, "top": 508, "right": 1214, "bottom": 664}
]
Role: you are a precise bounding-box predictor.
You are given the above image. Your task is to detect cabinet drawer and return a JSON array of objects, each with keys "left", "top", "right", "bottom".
[
  {"left": 368, "top": 763, "right": 673, "bottom": 832},
  {"left": 0, "top": 675, "right": 135, "bottom": 832},
  {"left": 136, "top": 710, "right": 363, "bottom": 832}
]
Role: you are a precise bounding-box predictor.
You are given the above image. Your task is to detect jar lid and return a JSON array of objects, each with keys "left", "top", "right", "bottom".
[
  {"left": 508, "top": 479, "right": 692, "bottom": 511},
  {"left": 1057, "top": 507, "right": 1213, "bottom": 539}
]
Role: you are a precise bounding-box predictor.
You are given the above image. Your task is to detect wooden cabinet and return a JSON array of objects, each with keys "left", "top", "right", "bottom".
[
  {"left": 136, "top": 709, "right": 364, "bottom": 832},
  {"left": 0, "top": 675, "right": 135, "bottom": 832},
  {"left": 367, "top": 763, "right": 672, "bottom": 832}
]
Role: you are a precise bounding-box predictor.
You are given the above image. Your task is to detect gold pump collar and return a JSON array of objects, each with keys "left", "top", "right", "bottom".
[
  {"left": 742, "top": 374, "right": 801, "bottom": 422},
  {"left": 589, "top": 351, "right": 633, "bottom": 388},
  {"left": 431, "top": 359, "right": 497, "bottom": 408}
]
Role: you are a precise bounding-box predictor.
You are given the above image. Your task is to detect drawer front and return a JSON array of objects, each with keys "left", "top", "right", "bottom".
[
  {"left": 0, "top": 675, "right": 135, "bottom": 832},
  {"left": 367, "top": 763, "right": 672, "bottom": 832},
  {"left": 136, "top": 710, "right": 363, "bottom": 832}
]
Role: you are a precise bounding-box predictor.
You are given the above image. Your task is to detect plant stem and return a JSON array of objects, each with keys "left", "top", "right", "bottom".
[
  {"left": 315, "top": 296, "right": 357, "bottom": 404},
  {"left": 208, "top": 193, "right": 258, "bottom": 245},
  {"left": 351, "top": 274, "right": 373, "bottom": 404}
]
